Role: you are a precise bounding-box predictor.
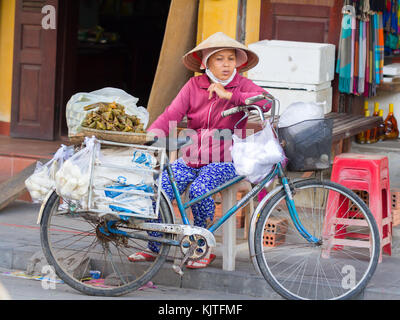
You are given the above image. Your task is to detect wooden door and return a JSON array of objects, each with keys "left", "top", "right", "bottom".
[
  {"left": 10, "top": 0, "right": 59, "bottom": 140},
  {"left": 259, "top": 0, "right": 340, "bottom": 44}
]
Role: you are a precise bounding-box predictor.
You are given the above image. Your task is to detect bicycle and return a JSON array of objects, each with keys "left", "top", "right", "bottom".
[{"left": 38, "top": 93, "right": 380, "bottom": 300}]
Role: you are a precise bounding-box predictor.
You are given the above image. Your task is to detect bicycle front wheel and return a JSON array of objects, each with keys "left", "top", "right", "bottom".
[
  {"left": 254, "top": 179, "right": 380, "bottom": 300},
  {"left": 40, "top": 191, "right": 174, "bottom": 297}
]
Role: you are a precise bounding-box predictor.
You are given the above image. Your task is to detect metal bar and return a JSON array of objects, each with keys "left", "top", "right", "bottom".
[
  {"left": 97, "top": 139, "right": 161, "bottom": 152},
  {"left": 87, "top": 141, "right": 98, "bottom": 209},
  {"left": 90, "top": 208, "right": 158, "bottom": 219},
  {"left": 125, "top": 232, "right": 180, "bottom": 246},
  {"left": 167, "top": 164, "right": 191, "bottom": 225},
  {"left": 96, "top": 162, "right": 158, "bottom": 174},
  {"left": 183, "top": 175, "right": 246, "bottom": 209},
  {"left": 154, "top": 151, "right": 166, "bottom": 219},
  {"left": 209, "top": 166, "right": 279, "bottom": 233}
]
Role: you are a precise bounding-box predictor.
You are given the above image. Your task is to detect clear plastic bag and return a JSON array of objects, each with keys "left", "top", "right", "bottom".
[
  {"left": 93, "top": 147, "right": 156, "bottom": 188},
  {"left": 278, "top": 101, "right": 325, "bottom": 128},
  {"left": 25, "top": 144, "right": 75, "bottom": 203},
  {"left": 55, "top": 137, "right": 100, "bottom": 201},
  {"left": 66, "top": 87, "right": 149, "bottom": 135},
  {"left": 95, "top": 184, "right": 155, "bottom": 217},
  {"left": 231, "top": 121, "right": 286, "bottom": 183}
]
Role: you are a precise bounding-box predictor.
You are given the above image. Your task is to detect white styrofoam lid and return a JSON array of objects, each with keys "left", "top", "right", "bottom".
[
  {"left": 249, "top": 40, "right": 334, "bottom": 49},
  {"left": 383, "top": 63, "right": 400, "bottom": 75}
]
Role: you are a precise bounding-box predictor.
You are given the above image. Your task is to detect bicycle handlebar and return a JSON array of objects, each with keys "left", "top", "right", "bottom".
[
  {"left": 221, "top": 106, "right": 245, "bottom": 118},
  {"left": 244, "top": 94, "right": 267, "bottom": 105},
  {"left": 221, "top": 92, "right": 276, "bottom": 123}
]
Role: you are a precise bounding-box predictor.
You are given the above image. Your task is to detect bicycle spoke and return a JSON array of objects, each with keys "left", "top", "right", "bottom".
[
  {"left": 255, "top": 180, "right": 379, "bottom": 300},
  {"left": 41, "top": 192, "right": 174, "bottom": 296}
]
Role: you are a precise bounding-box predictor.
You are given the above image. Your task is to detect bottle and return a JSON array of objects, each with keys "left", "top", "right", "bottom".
[
  {"left": 369, "top": 102, "right": 380, "bottom": 143},
  {"left": 373, "top": 102, "right": 380, "bottom": 116},
  {"left": 356, "top": 101, "right": 369, "bottom": 144},
  {"left": 355, "top": 128, "right": 366, "bottom": 144},
  {"left": 364, "top": 110, "right": 372, "bottom": 143},
  {"left": 377, "top": 109, "right": 386, "bottom": 142},
  {"left": 384, "top": 103, "right": 399, "bottom": 140}
]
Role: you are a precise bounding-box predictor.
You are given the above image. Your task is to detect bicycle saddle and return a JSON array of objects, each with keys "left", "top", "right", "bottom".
[{"left": 147, "top": 136, "right": 192, "bottom": 152}]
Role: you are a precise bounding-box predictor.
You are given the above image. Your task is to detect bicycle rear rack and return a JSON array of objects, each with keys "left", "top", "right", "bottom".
[{"left": 86, "top": 139, "right": 167, "bottom": 220}]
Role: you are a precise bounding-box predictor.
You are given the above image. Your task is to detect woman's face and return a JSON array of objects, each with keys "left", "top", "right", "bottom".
[{"left": 207, "top": 49, "right": 236, "bottom": 80}]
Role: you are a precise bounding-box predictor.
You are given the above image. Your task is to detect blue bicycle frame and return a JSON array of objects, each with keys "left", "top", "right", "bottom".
[{"left": 166, "top": 161, "right": 320, "bottom": 244}]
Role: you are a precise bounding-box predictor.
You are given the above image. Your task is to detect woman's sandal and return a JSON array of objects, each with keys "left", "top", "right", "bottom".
[
  {"left": 128, "top": 251, "right": 157, "bottom": 262},
  {"left": 186, "top": 254, "right": 216, "bottom": 269}
]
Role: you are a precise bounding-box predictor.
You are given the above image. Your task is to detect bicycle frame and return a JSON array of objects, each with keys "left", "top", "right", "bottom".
[{"left": 167, "top": 160, "right": 320, "bottom": 244}]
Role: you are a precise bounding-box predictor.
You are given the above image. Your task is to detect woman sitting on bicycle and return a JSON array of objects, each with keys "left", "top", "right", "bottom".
[{"left": 129, "top": 31, "right": 272, "bottom": 268}]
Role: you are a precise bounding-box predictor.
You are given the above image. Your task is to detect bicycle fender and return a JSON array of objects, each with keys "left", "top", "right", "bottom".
[
  {"left": 159, "top": 188, "right": 176, "bottom": 225},
  {"left": 36, "top": 190, "right": 55, "bottom": 225},
  {"left": 248, "top": 184, "right": 284, "bottom": 276}
]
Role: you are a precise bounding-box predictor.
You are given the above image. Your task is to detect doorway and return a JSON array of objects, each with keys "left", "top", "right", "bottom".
[{"left": 57, "top": 0, "right": 171, "bottom": 138}]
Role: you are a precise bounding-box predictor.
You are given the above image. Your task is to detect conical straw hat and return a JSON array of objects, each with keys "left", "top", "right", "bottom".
[{"left": 183, "top": 32, "right": 259, "bottom": 73}]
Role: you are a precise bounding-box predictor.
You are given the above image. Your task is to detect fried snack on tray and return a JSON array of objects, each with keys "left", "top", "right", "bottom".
[{"left": 81, "top": 102, "right": 145, "bottom": 133}]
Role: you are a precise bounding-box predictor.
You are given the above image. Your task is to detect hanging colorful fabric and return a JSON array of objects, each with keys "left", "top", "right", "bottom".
[
  {"left": 370, "top": 15, "right": 376, "bottom": 97},
  {"left": 374, "top": 14, "right": 381, "bottom": 85},
  {"left": 364, "top": 19, "right": 370, "bottom": 97},
  {"left": 354, "top": 19, "right": 360, "bottom": 94},
  {"left": 378, "top": 12, "right": 385, "bottom": 83},
  {"left": 358, "top": 19, "right": 366, "bottom": 94},
  {"left": 337, "top": 9, "right": 355, "bottom": 94}
]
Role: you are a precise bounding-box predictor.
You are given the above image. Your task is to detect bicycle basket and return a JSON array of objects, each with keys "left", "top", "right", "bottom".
[{"left": 278, "top": 118, "right": 333, "bottom": 172}]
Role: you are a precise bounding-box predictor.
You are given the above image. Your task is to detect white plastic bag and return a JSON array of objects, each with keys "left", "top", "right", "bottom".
[
  {"left": 66, "top": 87, "right": 149, "bottom": 135},
  {"left": 278, "top": 101, "right": 325, "bottom": 128},
  {"left": 55, "top": 137, "right": 100, "bottom": 201},
  {"left": 231, "top": 122, "right": 286, "bottom": 183},
  {"left": 25, "top": 144, "right": 74, "bottom": 203},
  {"left": 93, "top": 148, "right": 156, "bottom": 188},
  {"left": 94, "top": 184, "right": 155, "bottom": 217}
]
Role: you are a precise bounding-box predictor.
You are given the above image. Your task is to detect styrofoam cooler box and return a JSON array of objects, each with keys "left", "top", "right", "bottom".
[
  {"left": 248, "top": 40, "right": 336, "bottom": 85},
  {"left": 383, "top": 63, "right": 400, "bottom": 76},
  {"left": 259, "top": 85, "right": 332, "bottom": 115}
]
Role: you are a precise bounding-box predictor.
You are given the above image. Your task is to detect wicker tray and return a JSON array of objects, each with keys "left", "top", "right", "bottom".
[
  {"left": 69, "top": 133, "right": 86, "bottom": 145},
  {"left": 70, "top": 128, "right": 156, "bottom": 145}
]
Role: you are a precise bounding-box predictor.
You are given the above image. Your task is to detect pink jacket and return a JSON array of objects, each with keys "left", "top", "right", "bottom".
[{"left": 148, "top": 73, "right": 271, "bottom": 168}]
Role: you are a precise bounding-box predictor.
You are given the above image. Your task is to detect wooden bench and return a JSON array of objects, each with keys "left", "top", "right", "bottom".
[{"left": 175, "top": 112, "right": 382, "bottom": 271}]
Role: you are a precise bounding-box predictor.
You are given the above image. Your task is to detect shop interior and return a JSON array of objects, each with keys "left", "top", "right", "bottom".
[{"left": 59, "top": 0, "right": 171, "bottom": 136}]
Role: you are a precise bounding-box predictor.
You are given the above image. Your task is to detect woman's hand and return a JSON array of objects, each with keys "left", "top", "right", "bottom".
[{"left": 207, "top": 83, "right": 233, "bottom": 100}]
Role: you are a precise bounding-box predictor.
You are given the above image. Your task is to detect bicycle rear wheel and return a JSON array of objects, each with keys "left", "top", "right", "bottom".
[
  {"left": 254, "top": 179, "right": 380, "bottom": 300},
  {"left": 40, "top": 191, "right": 174, "bottom": 297}
]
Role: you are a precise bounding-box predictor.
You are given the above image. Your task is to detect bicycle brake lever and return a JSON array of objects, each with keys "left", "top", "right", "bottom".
[{"left": 234, "top": 110, "right": 250, "bottom": 129}]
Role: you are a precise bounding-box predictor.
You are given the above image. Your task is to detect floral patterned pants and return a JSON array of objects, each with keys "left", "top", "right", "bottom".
[{"left": 148, "top": 158, "right": 238, "bottom": 253}]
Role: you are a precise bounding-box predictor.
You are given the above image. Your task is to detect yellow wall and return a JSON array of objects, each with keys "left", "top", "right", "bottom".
[
  {"left": 0, "top": 0, "right": 15, "bottom": 123},
  {"left": 197, "top": 0, "right": 239, "bottom": 43},
  {"left": 245, "top": 0, "right": 261, "bottom": 46},
  {"left": 196, "top": 0, "right": 261, "bottom": 77},
  {"left": 197, "top": 0, "right": 260, "bottom": 45}
]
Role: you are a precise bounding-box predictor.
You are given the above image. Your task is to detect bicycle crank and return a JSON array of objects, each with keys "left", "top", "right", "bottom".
[
  {"left": 179, "top": 234, "right": 210, "bottom": 261},
  {"left": 171, "top": 234, "right": 211, "bottom": 276}
]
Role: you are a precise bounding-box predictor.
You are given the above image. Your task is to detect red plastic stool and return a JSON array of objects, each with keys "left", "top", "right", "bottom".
[{"left": 322, "top": 153, "right": 392, "bottom": 263}]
